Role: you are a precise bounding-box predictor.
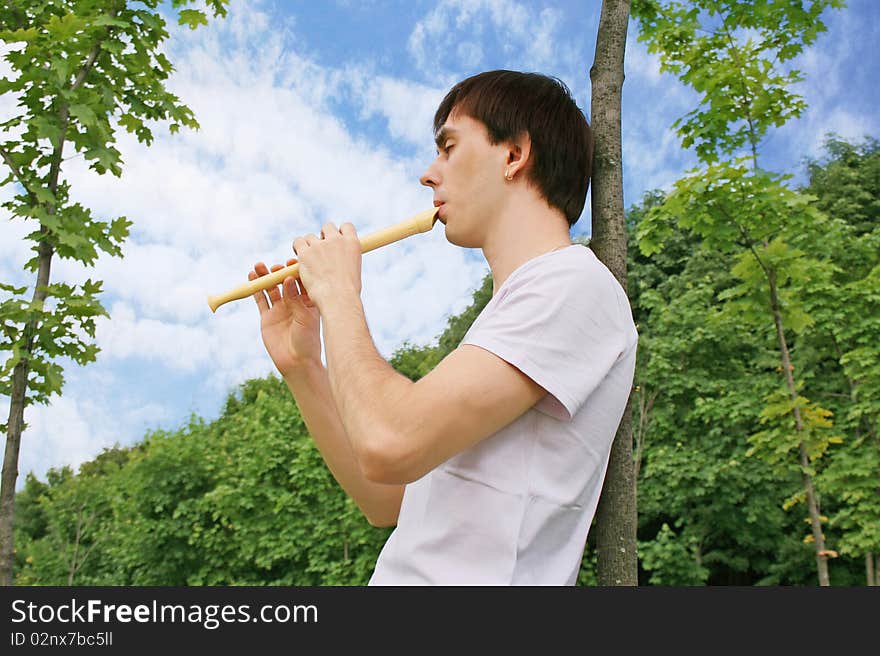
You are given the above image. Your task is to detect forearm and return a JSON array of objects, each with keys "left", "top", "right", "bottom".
[
  {"left": 284, "top": 358, "right": 403, "bottom": 526},
  {"left": 319, "top": 294, "right": 419, "bottom": 482}
]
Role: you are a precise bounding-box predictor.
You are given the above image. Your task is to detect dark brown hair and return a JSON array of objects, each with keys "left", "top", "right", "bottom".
[{"left": 434, "top": 70, "right": 593, "bottom": 226}]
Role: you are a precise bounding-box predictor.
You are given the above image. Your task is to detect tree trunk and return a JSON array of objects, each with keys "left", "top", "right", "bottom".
[
  {"left": 595, "top": 404, "right": 637, "bottom": 584},
  {"left": 68, "top": 508, "right": 83, "bottom": 586},
  {"left": 867, "top": 552, "right": 876, "bottom": 587},
  {"left": 589, "top": 0, "right": 636, "bottom": 586},
  {"left": 0, "top": 241, "right": 53, "bottom": 586},
  {"left": 0, "top": 46, "right": 77, "bottom": 584},
  {"left": 634, "top": 387, "right": 657, "bottom": 487},
  {"left": 767, "top": 269, "right": 830, "bottom": 586}
]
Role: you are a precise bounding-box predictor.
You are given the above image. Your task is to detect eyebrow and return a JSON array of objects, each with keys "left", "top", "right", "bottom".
[{"left": 434, "top": 126, "right": 459, "bottom": 149}]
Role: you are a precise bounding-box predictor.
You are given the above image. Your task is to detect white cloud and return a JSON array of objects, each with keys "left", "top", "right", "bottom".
[
  {"left": 407, "top": 0, "right": 577, "bottom": 79},
  {"left": 0, "top": 2, "right": 489, "bottom": 487},
  {"left": 346, "top": 69, "right": 446, "bottom": 148},
  {"left": 625, "top": 32, "right": 663, "bottom": 86},
  {"left": 5, "top": 0, "right": 874, "bottom": 490},
  {"left": 2, "top": 388, "right": 172, "bottom": 483},
  {"left": 621, "top": 35, "right": 700, "bottom": 204},
  {"left": 771, "top": 6, "right": 879, "bottom": 174}
]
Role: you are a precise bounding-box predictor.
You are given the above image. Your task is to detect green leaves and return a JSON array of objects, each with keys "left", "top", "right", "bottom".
[
  {"left": 632, "top": 83, "right": 849, "bottom": 577},
  {"left": 632, "top": 0, "right": 842, "bottom": 164},
  {"left": 747, "top": 386, "right": 839, "bottom": 468},
  {"left": 1, "top": 0, "right": 230, "bottom": 193},
  {"left": 0, "top": 1, "right": 224, "bottom": 416},
  {"left": 14, "top": 377, "right": 390, "bottom": 585},
  {"left": 45, "top": 12, "right": 88, "bottom": 42},
  {"left": 638, "top": 523, "right": 710, "bottom": 585},
  {"left": 29, "top": 117, "right": 64, "bottom": 151},
  {"left": 1, "top": 278, "right": 109, "bottom": 406},
  {"left": 177, "top": 10, "right": 208, "bottom": 30},
  {"left": 67, "top": 104, "right": 98, "bottom": 128},
  {"left": 1, "top": 0, "right": 231, "bottom": 586}
]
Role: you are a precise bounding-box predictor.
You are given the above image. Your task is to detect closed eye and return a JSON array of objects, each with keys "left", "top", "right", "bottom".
[{"left": 435, "top": 142, "right": 454, "bottom": 157}]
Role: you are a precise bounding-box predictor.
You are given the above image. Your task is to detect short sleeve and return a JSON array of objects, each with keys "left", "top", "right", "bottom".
[{"left": 462, "top": 253, "right": 631, "bottom": 421}]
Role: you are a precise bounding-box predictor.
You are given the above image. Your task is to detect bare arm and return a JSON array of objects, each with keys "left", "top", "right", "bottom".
[
  {"left": 284, "top": 359, "right": 404, "bottom": 527},
  {"left": 293, "top": 221, "right": 545, "bottom": 487},
  {"left": 250, "top": 261, "right": 404, "bottom": 527},
  {"left": 320, "top": 294, "right": 546, "bottom": 484}
]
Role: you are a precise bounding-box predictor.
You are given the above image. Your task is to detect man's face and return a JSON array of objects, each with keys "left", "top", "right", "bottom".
[{"left": 420, "top": 112, "right": 509, "bottom": 248}]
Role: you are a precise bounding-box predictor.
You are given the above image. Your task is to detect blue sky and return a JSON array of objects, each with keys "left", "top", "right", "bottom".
[{"left": 1, "top": 0, "right": 878, "bottom": 486}]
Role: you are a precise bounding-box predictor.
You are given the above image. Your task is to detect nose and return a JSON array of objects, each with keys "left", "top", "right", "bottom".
[{"left": 420, "top": 157, "right": 441, "bottom": 188}]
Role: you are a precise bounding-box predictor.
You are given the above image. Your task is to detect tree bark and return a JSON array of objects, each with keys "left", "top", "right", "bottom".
[
  {"left": 0, "top": 241, "right": 53, "bottom": 586},
  {"left": 590, "top": 0, "right": 637, "bottom": 586},
  {"left": 867, "top": 552, "right": 876, "bottom": 587},
  {"left": 767, "top": 269, "right": 830, "bottom": 586}
]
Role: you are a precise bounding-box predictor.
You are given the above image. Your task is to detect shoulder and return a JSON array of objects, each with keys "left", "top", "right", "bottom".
[
  {"left": 501, "top": 245, "right": 630, "bottom": 320},
  {"left": 503, "top": 245, "right": 614, "bottom": 291}
]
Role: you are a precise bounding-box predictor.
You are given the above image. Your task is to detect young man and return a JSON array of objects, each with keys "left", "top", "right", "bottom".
[{"left": 249, "top": 70, "right": 638, "bottom": 585}]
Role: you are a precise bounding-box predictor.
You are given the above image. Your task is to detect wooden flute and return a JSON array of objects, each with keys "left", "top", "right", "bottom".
[{"left": 207, "top": 206, "right": 441, "bottom": 313}]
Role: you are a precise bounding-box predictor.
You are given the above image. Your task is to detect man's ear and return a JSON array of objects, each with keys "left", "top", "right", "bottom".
[{"left": 505, "top": 131, "right": 532, "bottom": 180}]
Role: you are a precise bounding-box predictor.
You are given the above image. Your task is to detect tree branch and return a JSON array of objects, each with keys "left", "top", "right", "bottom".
[
  {"left": 50, "top": 7, "right": 119, "bottom": 195},
  {"left": 70, "top": 42, "right": 103, "bottom": 95},
  {"left": 0, "top": 144, "right": 38, "bottom": 201},
  {"left": 715, "top": 201, "right": 771, "bottom": 277}
]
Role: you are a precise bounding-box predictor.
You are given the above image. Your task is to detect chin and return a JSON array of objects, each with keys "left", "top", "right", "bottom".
[
  {"left": 443, "top": 225, "right": 457, "bottom": 245},
  {"left": 441, "top": 209, "right": 483, "bottom": 248},
  {"left": 443, "top": 223, "right": 475, "bottom": 248}
]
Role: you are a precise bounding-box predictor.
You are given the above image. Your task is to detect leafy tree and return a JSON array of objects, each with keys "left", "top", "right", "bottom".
[
  {"left": 13, "top": 157, "right": 875, "bottom": 585},
  {"left": 13, "top": 445, "right": 136, "bottom": 584},
  {"left": 802, "top": 137, "right": 880, "bottom": 584},
  {"left": 0, "top": 0, "right": 228, "bottom": 585},
  {"left": 632, "top": 0, "right": 846, "bottom": 585},
  {"left": 627, "top": 193, "right": 810, "bottom": 585},
  {"left": 15, "top": 377, "right": 394, "bottom": 585}
]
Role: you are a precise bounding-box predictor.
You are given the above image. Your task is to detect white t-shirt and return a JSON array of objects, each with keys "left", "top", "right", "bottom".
[{"left": 368, "top": 244, "right": 639, "bottom": 585}]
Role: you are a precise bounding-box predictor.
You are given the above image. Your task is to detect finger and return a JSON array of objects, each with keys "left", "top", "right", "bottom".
[
  {"left": 300, "top": 286, "right": 315, "bottom": 308},
  {"left": 340, "top": 222, "right": 357, "bottom": 238},
  {"left": 304, "top": 233, "right": 319, "bottom": 246},
  {"left": 294, "top": 277, "right": 316, "bottom": 307},
  {"left": 286, "top": 257, "right": 298, "bottom": 266},
  {"left": 254, "top": 262, "right": 280, "bottom": 305},
  {"left": 321, "top": 222, "right": 339, "bottom": 239},
  {"left": 248, "top": 270, "right": 270, "bottom": 313},
  {"left": 267, "top": 264, "right": 284, "bottom": 303},
  {"left": 282, "top": 276, "right": 300, "bottom": 304},
  {"left": 292, "top": 236, "right": 314, "bottom": 254}
]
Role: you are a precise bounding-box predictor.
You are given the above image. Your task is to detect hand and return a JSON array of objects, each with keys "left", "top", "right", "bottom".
[
  {"left": 292, "top": 222, "right": 362, "bottom": 311},
  {"left": 250, "top": 259, "right": 321, "bottom": 377}
]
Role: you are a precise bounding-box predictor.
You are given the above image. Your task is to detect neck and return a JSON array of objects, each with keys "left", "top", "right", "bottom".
[{"left": 482, "top": 190, "right": 573, "bottom": 296}]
